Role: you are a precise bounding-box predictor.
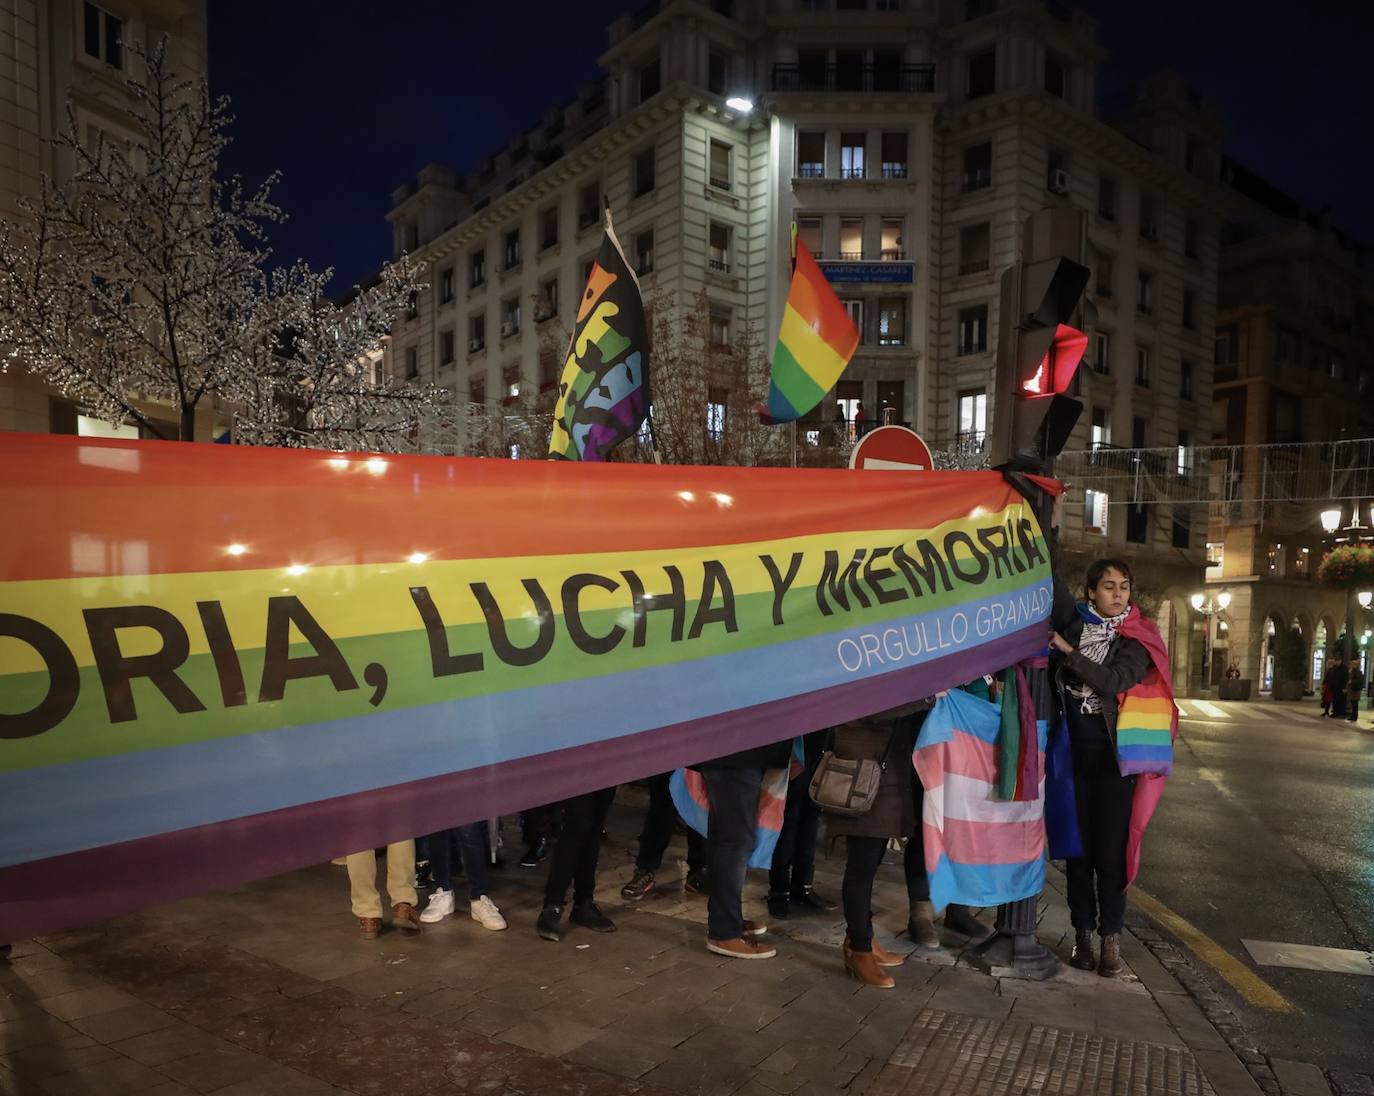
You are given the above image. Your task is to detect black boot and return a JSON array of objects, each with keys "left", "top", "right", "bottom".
[
  {"left": 767, "top": 893, "right": 790, "bottom": 920},
  {"left": 520, "top": 838, "right": 548, "bottom": 868},
  {"left": 792, "top": 885, "right": 838, "bottom": 913},
  {"left": 536, "top": 904, "right": 563, "bottom": 942},
  {"left": 942, "top": 904, "right": 992, "bottom": 940},
  {"left": 570, "top": 902, "right": 616, "bottom": 932}
]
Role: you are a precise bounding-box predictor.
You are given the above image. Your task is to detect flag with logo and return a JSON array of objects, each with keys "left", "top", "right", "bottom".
[
  {"left": 758, "top": 230, "right": 860, "bottom": 424},
  {"left": 549, "top": 211, "right": 650, "bottom": 461}
]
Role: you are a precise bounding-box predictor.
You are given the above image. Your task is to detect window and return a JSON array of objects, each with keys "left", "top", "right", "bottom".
[
  {"left": 1135, "top": 345, "right": 1151, "bottom": 387},
  {"left": 405, "top": 346, "right": 419, "bottom": 380},
  {"left": 797, "top": 216, "right": 822, "bottom": 256},
  {"left": 83, "top": 2, "right": 123, "bottom": 68},
  {"left": 1181, "top": 358, "right": 1194, "bottom": 399},
  {"left": 958, "top": 305, "right": 988, "bottom": 355},
  {"left": 541, "top": 206, "right": 559, "bottom": 250},
  {"left": 501, "top": 297, "right": 520, "bottom": 337},
  {"left": 635, "top": 228, "right": 654, "bottom": 275},
  {"left": 439, "top": 328, "right": 455, "bottom": 365},
  {"left": 842, "top": 299, "right": 863, "bottom": 342},
  {"left": 1215, "top": 328, "right": 1235, "bottom": 365},
  {"left": 1184, "top": 218, "right": 1199, "bottom": 259},
  {"left": 881, "top": 217, "right": 904, "bottom": 260},
  {"left": 634, "top": 147, "right": 656, "bottom": 197},
  {"left": 835, "top": 49, "right": 863, "bottom": 91},
  {"left": 881, "top": 132, "right": 908, "bottom": 179},
  {"left": 962, "top": 142, "right": 992, "bottom": 192},
  {"left": 709, "top": 140, "right": 732, "bottom": 191},
  {"left": 877, "top": 297, "right": 907, "bottom": 346},
  {"left": 708, "top": 222, "right": 732, "bottom": 272},
  {"left": 438, "top": 267, "right": 454, "bottom": 305},
  {"left": 967, "top": 48, "right": 995, "bottom": 98},
  {"left": 1093, "top": 331, "right": 1110, "bottom": 374},
  {"left": 1183, "top": 288, "right": 1196, "bottom": 329},
  {"left": 539, "top": 346, "right": 559, "bottom": 392},
  {"left": 1090, "top": 406, "right": 1110, "bottom": 449},
  {"left": 797, "top": 47, "right": 826, "bottom": 86},
  {"left": 840, "top": 133, "right": 865, "bottom": 179},
  {"left": 1276, "top": 328, "right": 1296, "bottom": 363},
  {"left": 1137, "top": 270, "right": 1153, "bottom": 314},
  {"left": 1139, "top": 196, "right": 1158, "bottom": 241},
  {"left": 1132, "top": 416, "right": 1147, "bottom": 450},
  {"left": 1171, "top": 509, "right": 1191, "bottom": 549},
  {"left": 957, "top": 389, "right": 987, "bottom": 443},
  {"left": 469, "top": 371, "right": 486, "bottom": 406},
  {"left": 709, "top": 308, "right": 732, "bottom": 347},
  {"left": 798, "top": 132, "right": 825, "bottom": 178},
  {"left": 503, "top": 364, "right": 521, "bottom": 402},
  {"left": 470, "top": 248, "right": 486, "bottom": 289},
  {"left": 708, "top": 47, "right": 727, "bottom": 95},
  {"left": 1206, "top": 542, "right": 1223, "bottom": 580},
  {"left": 537, "top": 277, "right": 558, "bottom": 320},
  {"left": 1084, "top": 490, "right": 1109, "bottom": 535},
  {"left": 1126, "top": 504, "right": 1149, "bottom": 545},
  {"left": 839, "top": 217, "right": 863, "bottom": 260},
  {"left": 504, "top": 227, "right": 522, "bottom": 269},
  {"left": 1047, "top": 146, "right": 1069, "bottom": 193},
  {"left": 1044, "top": 52, "right": 1067, "bottom": 98},
  {"left": 578, "top": 182, "right": 601, "bottom": 229},
  {"left": 1095, "top": 252, "right": 1114, "bottom": 298},
  {"left": 959, "top": 222, "right": 991, "bottom": 275},
  {"left": 1177, "top": 429, "right": 1191, "bottom": 476},
  {"left": 469, "top": 314, "right": 486, "bottom": 351},
  {"left": 640, "top": 57, "right": 661, "bottom": 101},
  {"left": 1098, "top": 175, "right": 1116, "bottom": 222},
  {"left": 707, "top": 386, "right": 728, "bottom": 441}
]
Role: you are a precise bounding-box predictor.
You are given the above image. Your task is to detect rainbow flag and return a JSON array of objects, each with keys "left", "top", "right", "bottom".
[
  {"left": 760, "top": 235, "right": 859, "bottom": 424},
  {"left": 0, "top": 432, "right": 1055, "bottom": 941},
  {"left": 915, "top": 690, "right": 1047, "bottom": 910}
]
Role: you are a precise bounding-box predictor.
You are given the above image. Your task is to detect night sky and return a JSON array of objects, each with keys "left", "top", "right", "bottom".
[{"left": 209, "top": 2, "right": 1371, "bottom": 294}]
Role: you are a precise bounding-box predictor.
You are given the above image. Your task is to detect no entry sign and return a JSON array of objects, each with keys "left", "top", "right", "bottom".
[{"left": 849, "top": 425, "right": 934, "bottom": 472}]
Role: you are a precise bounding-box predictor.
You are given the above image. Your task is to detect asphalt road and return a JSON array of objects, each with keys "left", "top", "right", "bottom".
[{"left": 1136, "top": 698, "right": 1374, "bottom": 1074}]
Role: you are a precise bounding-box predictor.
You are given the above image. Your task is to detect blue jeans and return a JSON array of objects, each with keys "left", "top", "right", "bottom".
[
  {"left": 422, "top": 823, "right": 490, "bottom": 901},
  {"left": 703, "top": 767, "right": 763, "bottom": 941}
]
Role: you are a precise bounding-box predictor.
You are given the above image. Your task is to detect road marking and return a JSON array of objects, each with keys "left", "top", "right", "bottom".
[
  {"left": 1236, "top": 704, "right": 1275, "bottom": 720},
  {"left": 1190, "top": 700, "right": 1229, "bottom": 719},
  {"left": 1243, "top": 939, "right": 1374, "bottom": 977},
  {"left": 1132, "top": 888, "right": 1294, "bottom": 1012}
]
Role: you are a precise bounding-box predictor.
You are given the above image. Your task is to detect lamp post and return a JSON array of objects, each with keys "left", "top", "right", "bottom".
[
  {"left": 1190, "top": 590, "right": 1232, "bottom": 692},
  {"left": 1319, "top": 504, "right": 1374, "bottom": 672}
]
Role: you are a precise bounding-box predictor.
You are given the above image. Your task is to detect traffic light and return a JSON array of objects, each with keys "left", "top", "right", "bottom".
[{"left": 989, "top": 212, "right": 1091, "bottom": 475}]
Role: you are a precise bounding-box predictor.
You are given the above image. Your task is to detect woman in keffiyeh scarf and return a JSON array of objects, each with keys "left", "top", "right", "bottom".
[{"left": 1049, "top": 558, "right": 1156, "bottom": 979}]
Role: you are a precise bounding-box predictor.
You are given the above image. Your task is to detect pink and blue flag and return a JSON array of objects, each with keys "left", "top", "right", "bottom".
[
  {"left": 670, "top": 740, "right": 804, "bottom": 869},
  {"left": 914, "top": 690, "right": 1047, "bottom": 909}
]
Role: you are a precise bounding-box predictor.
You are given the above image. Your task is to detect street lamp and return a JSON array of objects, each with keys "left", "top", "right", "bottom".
[
  {"left": 1320, "top": 501, "right": 1374, "bottom": 672},
  {"left": 1359, "top": 591, "right": 1372, "bottom": 610},
  {"left": 724, "top": 95, "right": 755, "bottom": 113},
  {"left": 1191, "top": 590, "right": 1232, "bottom": 692}
]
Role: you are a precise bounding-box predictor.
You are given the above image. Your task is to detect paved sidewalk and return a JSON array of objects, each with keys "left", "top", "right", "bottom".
[{"left": 0, "top": 785, "right": 1306, "bottom": 1096}]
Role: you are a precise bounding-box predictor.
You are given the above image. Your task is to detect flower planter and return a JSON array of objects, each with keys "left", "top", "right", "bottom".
[{"left": 1218, "top": 679, "right": 1251, "bottom": 701}]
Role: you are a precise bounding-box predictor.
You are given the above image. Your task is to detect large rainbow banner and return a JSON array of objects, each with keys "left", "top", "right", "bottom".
[{"left": 0, "top": 433, "right": 1054, "bottom": 940}]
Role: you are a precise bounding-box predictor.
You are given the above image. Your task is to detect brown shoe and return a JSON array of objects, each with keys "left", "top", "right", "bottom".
[
  {"left": 1070, "top": 928, "right": 1095, "bottom": 970},
  {"left": 741, "top": 919, "right": 768, "bottom": 937},
  {"left": 870, "top": 934, "right": 906, "bottom": 968},
  {"left": 358, "top": 917, "right": 381, "bottom": 939},
  {"left": 1098, "top": 933, "right": 1123, "bottom": 978},
  {"left": 392, "top": 902, "right": 422, "bottom": 933},
  {"left": 707, "top": 937, "right": 777, "bottom": 960},
  {"left": 842, "top": 939, "right": 895, "bottom": 988}
]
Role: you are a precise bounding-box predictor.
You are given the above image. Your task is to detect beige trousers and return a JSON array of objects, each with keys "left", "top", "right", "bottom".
[{"left": 345, "top": 840, "right": 418, "bottom": 917}]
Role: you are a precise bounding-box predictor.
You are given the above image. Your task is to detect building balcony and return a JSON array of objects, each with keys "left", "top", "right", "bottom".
[{"left": 772, "top": 63, "right": 936, "bottom": 95}]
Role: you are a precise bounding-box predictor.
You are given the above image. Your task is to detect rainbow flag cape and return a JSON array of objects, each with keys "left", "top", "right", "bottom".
[
  {"left": 0, "top": 433, "right": 1056, "bottom": 941},
  {"left": 668, "top": 739, "right": 804, "bottom": 869},
  {"left": 915, "top": 690, "right": 1047, "bottom": 910},
  {"left": 549, "top": 212, "right": 649, "bottom": 461},
  {"left": 759, "top": 234, "right": 859, "bottom": 423},
  {"left": 1107, "top": 606, "right": 1178, "bottom": 777}
]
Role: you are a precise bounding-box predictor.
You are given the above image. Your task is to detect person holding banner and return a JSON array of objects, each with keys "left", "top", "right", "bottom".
[
  {"left": 345, "top": 840, "right": 421, "bottom": 938},
  {"left": 536, "top": 788, "right": 618, "bottom": 942},
  {"left": 1051, "top": 558, "right": 1175, "bottom": 978}
]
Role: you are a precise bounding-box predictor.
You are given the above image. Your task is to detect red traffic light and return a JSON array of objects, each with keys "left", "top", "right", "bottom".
[{"left": 1020, "top": 323, "right": 1088, "bottom": 397}]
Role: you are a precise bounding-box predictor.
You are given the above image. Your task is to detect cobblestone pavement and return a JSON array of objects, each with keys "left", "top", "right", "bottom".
[{"left": 0, "top": 786, "right": 1337, "bottom": 1096}]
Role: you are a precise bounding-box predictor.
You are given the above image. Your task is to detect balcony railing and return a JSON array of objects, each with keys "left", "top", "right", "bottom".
[
  {"left": 961, "top": 168, "right": 991, "bottom": 192},
  {"left": 772, "top": 63, "right": 936, "bottom": 94},
  {"left": 881, "top": 163, "right": 908, "bottom": 179},
  {"left": 959, "top": 259, "right": 990, "bottom": 275}
]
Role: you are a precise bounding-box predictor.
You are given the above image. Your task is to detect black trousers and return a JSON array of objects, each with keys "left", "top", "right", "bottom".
[
  {"left": 769, "top": 756, "right": 820, "bottom": 897},
  {"left": 841, "top": 835, "right": 887, "bottom": 952},
  {"left": 544, "top": 788, "right": 616, "bottom": 908},
  {"left": 635, "top": 772, "right": 704, "bottom": 872},
  {"left": 1065, "top": 717, "right": 1136, "bottom": 935},
  {"left": 903, "top": 773, "right": 930, "bottom": 901},
  {"left": 1347, "top": 696, "right": 1360, "bottom": 721}
]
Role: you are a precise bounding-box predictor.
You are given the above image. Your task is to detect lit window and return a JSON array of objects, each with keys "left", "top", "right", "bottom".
[{"left": 1084, "top": 490, "right": 1110, "bottom": 535}]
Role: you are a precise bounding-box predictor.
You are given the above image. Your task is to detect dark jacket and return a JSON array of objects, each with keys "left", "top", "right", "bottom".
[
  {"left": 1324, "top": 662, "right": 1348, "bottom": 694},
  {"left": 695, "top": 738, "right": 794, "bottom": 771},
  {"left": 1346, "top": 665, "right": 1365, "bottom": 697},
  {"left": 822, "top": 714, "right": 920, "bottom": 840},
  {"left": 1052, "top": 581, "right": 1152, "bottom": 740}
]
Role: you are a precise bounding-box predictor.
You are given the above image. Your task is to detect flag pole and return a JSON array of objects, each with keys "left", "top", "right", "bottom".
[{"left": 789, "top": 223, "right": 798, "bottom": 469}]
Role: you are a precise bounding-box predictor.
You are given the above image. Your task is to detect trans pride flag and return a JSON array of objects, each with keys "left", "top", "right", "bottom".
[
  {"left": 915, "top": 690, "right": 1047, "bottom": 910},
  {"left": 759, "top": 234, "right": 859, "bottom": 423}
]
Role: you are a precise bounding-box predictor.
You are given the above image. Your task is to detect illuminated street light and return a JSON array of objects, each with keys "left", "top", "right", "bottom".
[
  {"left": 1360, "top": 591, "right": 1373, "bottom": 610},
  {"left": 1321, "top": 508, "right": 1342, "bottom": 534},
  {"left": 725, "top": 95, "right": 754, "bottom": 113}
]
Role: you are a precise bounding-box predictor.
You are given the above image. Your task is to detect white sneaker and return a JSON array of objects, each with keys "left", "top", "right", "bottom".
[
  {"left": 419, "top": 888, "right": 455, "bottom": 923},
  {"left": 470, "top": 895, "right": 507, "bottom": 931}
]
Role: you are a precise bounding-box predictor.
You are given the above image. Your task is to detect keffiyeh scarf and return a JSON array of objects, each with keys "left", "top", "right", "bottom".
[{"left": 1066, "top": 603, "right": 1130, "bottom": 714}]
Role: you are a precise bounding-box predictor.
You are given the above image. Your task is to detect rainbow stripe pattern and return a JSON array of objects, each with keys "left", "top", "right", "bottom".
[
  {"left": 761, "top": 237, "right": 860, "bottom": 423},
  {"left": 0, "top": 433, "right": 1053, "bottom": 940},
  {"left": 1112, "top": 607, "right": 1178, "bottom": 777},
  {"left": 915, "top": 690, "right": 1048, "bottom": 910}
]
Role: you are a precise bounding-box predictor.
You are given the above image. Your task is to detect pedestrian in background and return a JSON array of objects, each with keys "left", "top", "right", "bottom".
[
  {"left": 1324, "top": 654, "right": 1348, "bottom": 719},
  {"left": 1345, "top": 658, "right": 1365, "bottom": 722}
]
